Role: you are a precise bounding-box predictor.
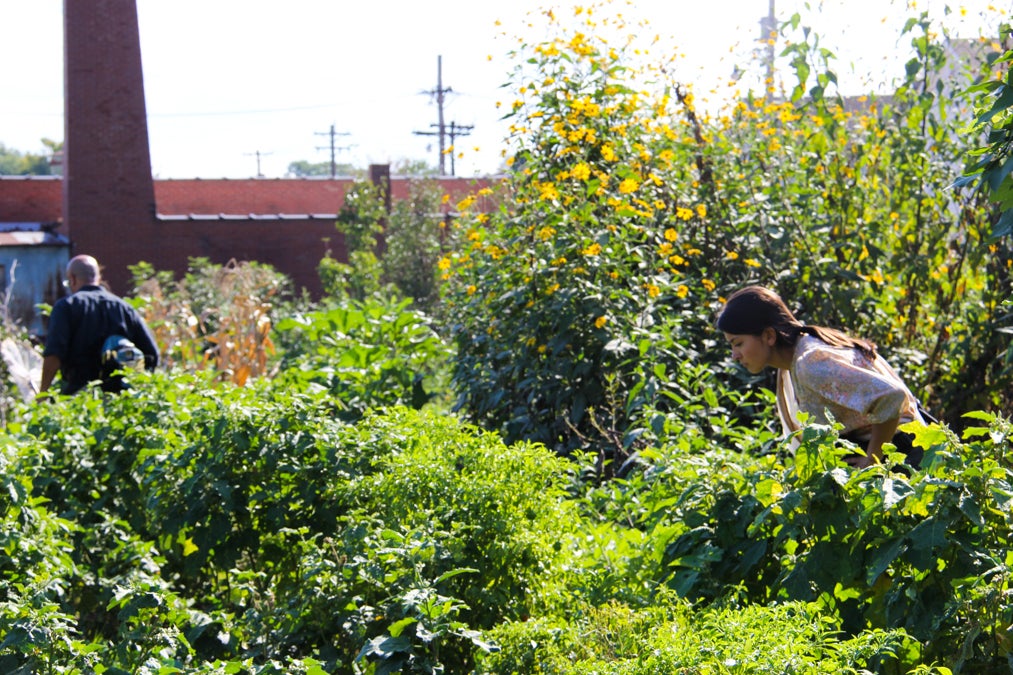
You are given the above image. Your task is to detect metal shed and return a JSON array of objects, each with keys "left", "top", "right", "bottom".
[{"left": 0, "top": 223, "right": 70, "bottom": 337}]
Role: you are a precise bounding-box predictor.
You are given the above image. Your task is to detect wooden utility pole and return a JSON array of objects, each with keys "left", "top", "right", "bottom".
[
  {"left": 315, "top": 124, "right": 352, "bottom": 178},
  {"left": 447, "top": 121, "right": 474, "bottom": 176},
  {"left": 761, "top": 0, "right": 777, "bottom": 98},
  {"left": 414, "top": 55, "right": 473, "bottom": 176},
  {"left": 244, "top": 150, "right": 272, "bottom": 178}
]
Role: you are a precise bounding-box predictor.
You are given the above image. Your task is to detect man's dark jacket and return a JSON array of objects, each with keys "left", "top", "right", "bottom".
[{"left": 43, "top": 285, "right": 159, "bottom": 394}]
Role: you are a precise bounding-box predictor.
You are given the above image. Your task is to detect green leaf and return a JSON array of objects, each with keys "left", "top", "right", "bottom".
[
  {"left": 866, "top": 536, "right": 906, "bottom": 585},
  {"left": 388, "top": 617, "right": 416, "bottom": 638}
]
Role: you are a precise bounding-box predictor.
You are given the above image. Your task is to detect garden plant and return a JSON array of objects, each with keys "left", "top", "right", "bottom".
[{"left": 1, "top": 2, "right": 1012, "bottom": 674}]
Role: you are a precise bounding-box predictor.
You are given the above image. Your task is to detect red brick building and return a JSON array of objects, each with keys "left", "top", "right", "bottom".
[
  {"left": 5, "top": 0, "right": 500, "bottom": 301},
  {"left": 0, "top": 172, "right": 500, "bottom": 298}
]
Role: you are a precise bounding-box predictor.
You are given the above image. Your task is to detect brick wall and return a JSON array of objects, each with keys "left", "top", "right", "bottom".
[
  {"left": 63, "top": 0, "right": 157, "bottom": 295},
  {"left": 1, "top": 174, "right": 503, "bottom": 297}
]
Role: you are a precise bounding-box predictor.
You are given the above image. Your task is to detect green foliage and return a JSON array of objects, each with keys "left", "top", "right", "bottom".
[
  {"left": 321, "top": 180, "right": 390, "bottom": 302},
  {"left": 3, "top": 4, "right": 1013, "bottom": 675},
  {"left": 441, "top": 1, "right": 1012, "bottom": 463},
  {"left": 959, "top": 23, "right": 1013, "bottom": 239},
  {"left": 0, "top": 139, "right": 59, "bottom": 176},
  {"left": 286, "top": 159, "right": 361, "bottom": 178},
  {"left": 3, "top": 376, "right": 578, "bottom": 673},
  {"left": 381, "top": 178, "right": 448, "bottom": 314},
  {"left": 479, "top": 597, "right": 916, "bottom": 674},
  {"left": 320, "top": 177, "right": 450, "bottom": 315},
  {"left": 273, "top": 297, "right": 452, "bottom": 420},
  {"left": 577, "top": 412, "right": 1013, "bottom": 670}
]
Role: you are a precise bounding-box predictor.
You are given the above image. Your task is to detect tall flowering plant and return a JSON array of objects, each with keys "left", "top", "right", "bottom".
[{"left": 441, "top": 7, "right": 747, "bottom": 462}]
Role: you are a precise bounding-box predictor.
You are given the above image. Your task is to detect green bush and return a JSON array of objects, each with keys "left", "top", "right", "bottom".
[
  {"left": 576, "top": 411, "right": 1013, "bottom": 671},
  {"left": 4, "top": 377, "right": 584, "bottom": 673},
  {"left": 440, "top": 1, "right": 1012, "bottom": 462},
  {"left": 274, "top": 297, "right": 453, "bottom": 420},
  {"left": 479, "top": 597, "right": 918, "bottom": 674}
]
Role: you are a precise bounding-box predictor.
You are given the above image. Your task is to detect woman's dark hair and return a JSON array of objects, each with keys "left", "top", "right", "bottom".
[{"left": 716, "top": 286, "right": 876, "bottom": 357}]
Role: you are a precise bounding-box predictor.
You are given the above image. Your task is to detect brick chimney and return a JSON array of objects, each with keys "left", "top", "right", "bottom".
[{"left": 63, "top": 0, "right": 156, "bottom": 294}]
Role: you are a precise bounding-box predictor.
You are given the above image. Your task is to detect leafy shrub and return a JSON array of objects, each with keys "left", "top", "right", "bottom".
[
  {"left": 6, "top": 376, "right": 584, "bottom": 673},
  {"left": 479, "top": 596, "right": 917, "bottom": 674},
  {"left": 273, "top": 297, "right": 453, "bottom": 420},
  {"left": 577, "top": 411, "right": 1013, "bottom": 671},
  {"left": 440, "top": 1, "right": 1012, "bottom": 463}
]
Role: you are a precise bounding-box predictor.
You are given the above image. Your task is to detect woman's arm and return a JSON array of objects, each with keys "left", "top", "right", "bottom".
[{"left": 847, "top": 416, "right": 900, "bottom": 468}]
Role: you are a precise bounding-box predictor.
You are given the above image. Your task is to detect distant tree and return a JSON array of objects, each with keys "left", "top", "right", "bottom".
[
  {"left": 392, "top": 158, "right": 438, "bottom": 176},
  {"left": 286, "top": 159, "right": 360, "bottom": 178},
  {"left": 0, "top": 139, "right": 60, "bottom": 176},
  {"left": 382, "top": 178, "right": 446, "bottom": 313}
]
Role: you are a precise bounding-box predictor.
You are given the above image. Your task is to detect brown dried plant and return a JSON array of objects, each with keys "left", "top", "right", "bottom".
[{"left": 134, "top": 259, "right": 280, "bottom": 386}]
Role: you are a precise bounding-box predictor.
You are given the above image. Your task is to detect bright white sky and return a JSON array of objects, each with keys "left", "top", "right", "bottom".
[{"left": 1, "top": 0, "right": 1005, "bottom": 179}]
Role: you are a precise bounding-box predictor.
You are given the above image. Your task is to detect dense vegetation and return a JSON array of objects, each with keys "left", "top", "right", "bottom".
[{"left": 1, "top": 3, "right": 1012, "bottom": 674}]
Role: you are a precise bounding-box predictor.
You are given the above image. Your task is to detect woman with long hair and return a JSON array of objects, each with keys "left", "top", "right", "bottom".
[{"left": 716, "top": 286, "right": 925, "bottom": 467}]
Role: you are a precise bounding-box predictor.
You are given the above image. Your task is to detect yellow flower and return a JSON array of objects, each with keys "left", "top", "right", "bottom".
[
  {"left": 726, "top": 250, "right": 740, "bottom": 260},
  {"left": 676, "top": 285, "right": 689, "bottom": 299},
  {"left": 457, "top": 195, "right": 477, "bottom": 211},
  {"left": 618, "top": 177, "right": 639, "bottom": 194},
  {"left": 572, "top": 163, "right": 591, "bottom": 181},
  {"left": 537, "top": 226, "right": 556, "bottom": 241},
  {"left": 538, "top": 182, "right": 560, "bottom": 201},
  {"left": 702, "top": 278, "right": 716, "bottom": 292},
  {"left": 669, "top": 254, "right": 686, "bottom": 266},
  {"left": 664, "top": 228, "right": 678, "bottom": 242},
  {"left": 466, "top": 285, "right": 477, "bottom": 296},
  {"left": 696, "top": 204, "right": 707, "bottom": 218},
  {"left": 659, "top": 242, "right": 674, "bottom": 256},
  {"left": 676, "top": 207, "right": 693, "bottom": 221},
  {"left": 646, "top": 284, "right": 661, "bottom": 298},
  {"left": 601, "top": 144, "right": 617, "bottom": 162},
  {"left": 744, "top": 258, "right": 761, "bottom": 268},
  {"left": 594, "top": 315, "right": 608, "bottom": 329},
  {"left": 437, "top": 257, "right": 451, "bottom": 271},
  {"left": 582, "top": 242, "right": 602, "bottom": 256}
]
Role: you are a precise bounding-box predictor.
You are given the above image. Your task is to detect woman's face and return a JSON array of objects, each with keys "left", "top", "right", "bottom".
[{"left": 723, "top": 329, "right": 776, "bottom": 374}]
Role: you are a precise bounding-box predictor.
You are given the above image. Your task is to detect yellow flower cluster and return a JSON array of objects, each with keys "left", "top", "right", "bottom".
[
  {"left": 618, "top": 177, "right": 640, "bottom": 194},
  {"left": 537, "top": 226, "right": 556, "bottom": 241}
]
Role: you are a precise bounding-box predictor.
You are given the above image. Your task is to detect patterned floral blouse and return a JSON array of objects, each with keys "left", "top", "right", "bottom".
[{"left": 775, "top": 335, "right": 922, "bottom": 441}]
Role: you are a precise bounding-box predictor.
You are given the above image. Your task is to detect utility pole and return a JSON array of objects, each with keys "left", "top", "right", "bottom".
[
  {"left": 414, "top": 55, "right": 473, "bottom": 176},
  {"left": 447, "top": 121, "right": 474, "bottom": 177},
  {"left": 244, "top": 150, "right": 273, "bottom": 178},
  {"left": 760, "top": 0, "right": 777, "bottom": 99},
  {"left": 315, "top": 123, "right": 352, "bottom": 178}
]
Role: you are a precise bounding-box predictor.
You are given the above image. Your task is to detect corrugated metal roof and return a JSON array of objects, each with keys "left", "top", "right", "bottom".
[{"left": 0, "top": 224, "right": 69, "bottom": 247}]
